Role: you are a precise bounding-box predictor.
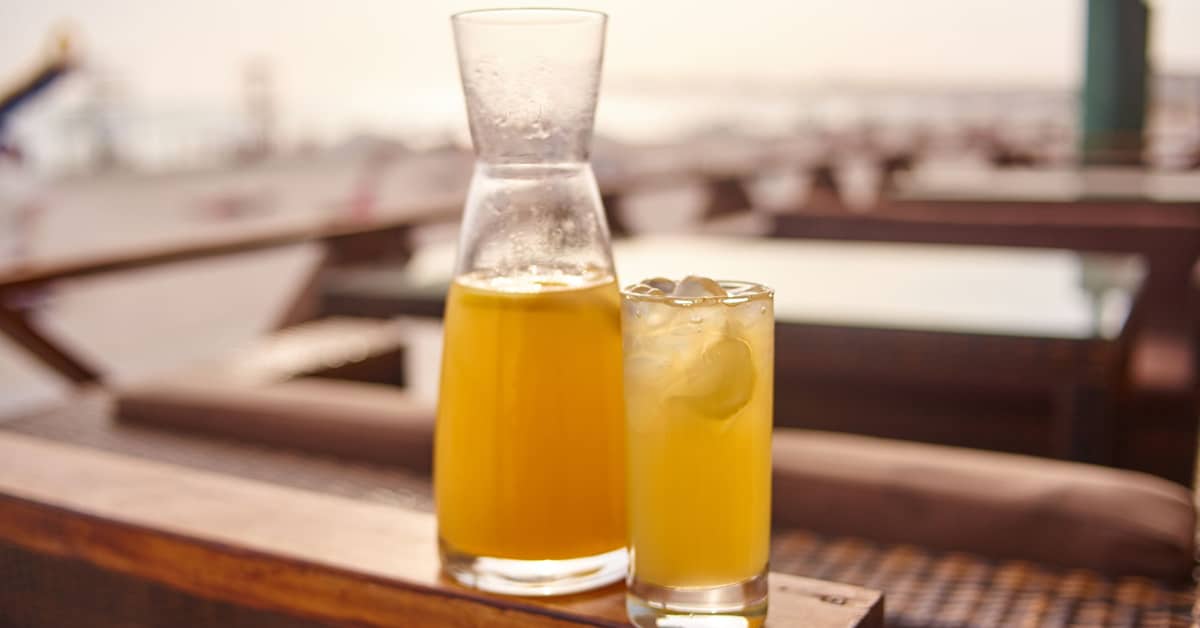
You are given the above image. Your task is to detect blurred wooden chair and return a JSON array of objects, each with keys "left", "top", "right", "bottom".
[{"left": 771, "top": 202, "right": 1200, "bottom": 486}]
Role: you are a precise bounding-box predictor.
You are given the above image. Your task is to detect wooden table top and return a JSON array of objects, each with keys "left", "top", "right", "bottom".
[
  {"left": 0, "top": 428, "right": 882, "bottom": 627},
  {"left": 0, "top": 145, "right": 761, "bottom": 291}
]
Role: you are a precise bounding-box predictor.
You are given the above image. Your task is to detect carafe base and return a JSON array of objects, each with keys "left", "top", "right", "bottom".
[{"left": 440, "top": 539, "right": 627, "bottom": 596}]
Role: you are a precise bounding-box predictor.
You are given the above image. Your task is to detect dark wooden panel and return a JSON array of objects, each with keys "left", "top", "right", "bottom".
[
  {"left": 0, "top": 540, "right": 332, "bottom": 628},
  {"left": 775, "top": 377, "right": 1056, "bottom": 457}
]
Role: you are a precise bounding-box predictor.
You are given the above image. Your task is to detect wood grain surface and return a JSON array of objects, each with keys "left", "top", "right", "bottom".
[{"left": 0, "top": 432, "right": 882, "bottom": 627}]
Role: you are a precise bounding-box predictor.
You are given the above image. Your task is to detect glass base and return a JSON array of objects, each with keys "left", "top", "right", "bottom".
[
  {"left": 439, "top": 540, "right": 627, "bottom": 596},
  {"left": 626, "top": 572, "right": 769, "bottom": 627}
]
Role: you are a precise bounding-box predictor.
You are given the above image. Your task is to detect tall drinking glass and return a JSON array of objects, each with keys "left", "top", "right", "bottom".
[
  {"left": 435, "top": 9, "right": 626, "bottom": 596},
  {"left": 621, "top": 277, "right": 774, "bottom": 626}
]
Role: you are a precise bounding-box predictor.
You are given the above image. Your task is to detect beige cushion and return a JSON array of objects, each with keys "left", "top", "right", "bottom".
[{"left": 773, "top": 430, "right": 1196, "bottom": 581}]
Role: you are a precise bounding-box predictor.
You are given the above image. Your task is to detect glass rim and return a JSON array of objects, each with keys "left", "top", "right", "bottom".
[
  {"left": 451, "top": 8, "right": 608, "bottom": 26},
  {"left": 621, "top": 279, "right": 774, "bottom": 306}
]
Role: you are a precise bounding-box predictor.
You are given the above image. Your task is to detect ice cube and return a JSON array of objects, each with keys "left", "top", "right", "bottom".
[
  {"left": 643, "top": 301, "right": 678, "bottom": 330},
  {"left": 643, "top": 277, "right": 677, "bottom": 293},
  {"left": 628, "top": 283, "right": 666, "bottom": 296},
  {"left": 723, "top": 295, "right": 765, "bottom": 326},
  {"left": 673, "top": 275, "right": 726, "bottom": 298}
]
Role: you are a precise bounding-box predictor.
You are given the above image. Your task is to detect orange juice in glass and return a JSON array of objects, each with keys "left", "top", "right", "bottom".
[
  {"left": 436, "top": 270, "right": 626, "bottom": 587},
  {"left": 622, "top": 276, "right": 773, "bottom": 626}
]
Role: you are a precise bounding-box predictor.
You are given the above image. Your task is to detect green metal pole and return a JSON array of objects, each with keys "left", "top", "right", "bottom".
[{"left": 1080, "top": 0, "right": 1150, "bottom": 166}]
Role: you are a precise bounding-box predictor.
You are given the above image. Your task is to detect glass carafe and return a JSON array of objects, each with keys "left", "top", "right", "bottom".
[{"left": 435, "top": 9, "right": 625, "bottom": 596}]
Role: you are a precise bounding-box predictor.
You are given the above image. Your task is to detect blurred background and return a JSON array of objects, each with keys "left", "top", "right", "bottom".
[
  {"left": 5, "top": 2, "right": 1200, "bottom": 626},
  {"left": 3, "top": 0, "right": 1200, "bottom": 464},
  {"left": 4, "top": 0, "right": 1200, "bottom": 465},
  {"left": 3, "top": 1, "right": 1200, "bottom": 171},
  {"left": 0, "top": 0, "right": 1196, "bottom": 444},
  {"left": 3, "top": 0, "right": 1200, "bottom": 167}
]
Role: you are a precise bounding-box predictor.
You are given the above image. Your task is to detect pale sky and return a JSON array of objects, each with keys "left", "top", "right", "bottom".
[{"left": 2, "top": 1, "right": 1199, "bottom": 144}]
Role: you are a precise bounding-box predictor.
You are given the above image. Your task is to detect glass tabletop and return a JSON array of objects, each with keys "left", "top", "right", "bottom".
[{"left": 403, "top": 235, "right": 1144, "bottom": 340}]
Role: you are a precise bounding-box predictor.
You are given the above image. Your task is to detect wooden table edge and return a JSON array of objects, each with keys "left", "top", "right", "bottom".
[{"left": 0, "top": 431, "right": 882, "bottom": 627}]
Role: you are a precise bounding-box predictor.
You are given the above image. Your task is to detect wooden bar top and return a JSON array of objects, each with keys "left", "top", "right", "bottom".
[{"left": 0, "top": 432, "right": 882, "bottom": 627}]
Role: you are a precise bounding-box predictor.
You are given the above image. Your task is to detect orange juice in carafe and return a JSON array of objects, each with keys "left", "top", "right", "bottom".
[{"left": 435, "top": 272, "right": 625, "bottom": 561}]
